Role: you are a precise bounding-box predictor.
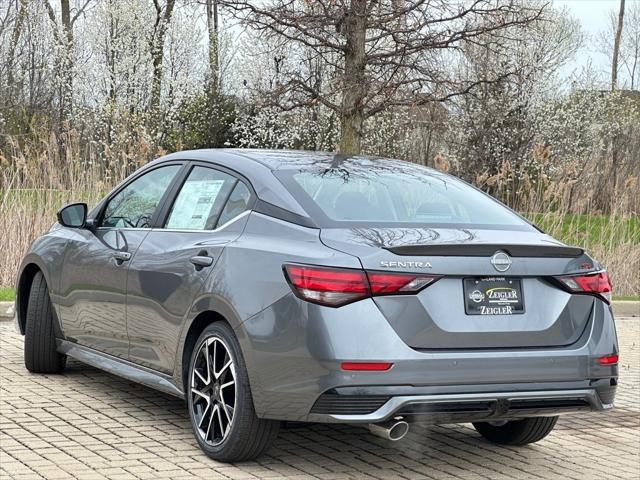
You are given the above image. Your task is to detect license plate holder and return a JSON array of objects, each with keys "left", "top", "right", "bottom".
[{"left": 464, "top": 277, "right": 525, "bottom": 315}]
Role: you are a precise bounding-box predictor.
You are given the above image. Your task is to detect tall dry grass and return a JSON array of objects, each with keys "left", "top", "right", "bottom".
[
  {"left": 1, "top": 134, "right": 639, "bottom": 296},
  {"left": 1, "top": 131, "right": 156, "bottom": 288},
  {"left": 473, "top": 144, "right": 639, "bottom": 295}
]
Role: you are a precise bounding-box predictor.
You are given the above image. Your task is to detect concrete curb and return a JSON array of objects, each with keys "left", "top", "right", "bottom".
[
  {"left": 0, "top": 301, "right": 15, "bottom": 322},
  {"left": 613, "top": 301, "right": 640, "bottom": 317},
  {"left": 0, "top": 300, "right": 637, "bottom": 322}
]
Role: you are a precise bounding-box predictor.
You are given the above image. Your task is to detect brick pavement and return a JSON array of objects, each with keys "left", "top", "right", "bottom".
[{"left": 1, "top": 319, "right": 638, "bottom": 480}]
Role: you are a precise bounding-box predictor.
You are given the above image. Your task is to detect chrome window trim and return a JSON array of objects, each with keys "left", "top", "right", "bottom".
[
  {"left": 94, "top": 207, "right": 251, "bottom": 234},
  {"left": 152, "top": 209, "right": 251, "bottom": 234}
]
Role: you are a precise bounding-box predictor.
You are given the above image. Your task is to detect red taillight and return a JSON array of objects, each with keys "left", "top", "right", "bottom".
[
  {"left": 283, "top": 264, "right": 369, "bottom": 307},
  {"left": 555, "top": 271, "right": 612, "bottom": 304},
  {"left": 367, "top": 271, "right": 439, "bottom": 295},
  {"left": 283, "top": 264, "right": 440, "bottom": 307},
  {"left": 598, "top": 354, "right": 619, "bottom": 365},
  {"left": 341, "top": 362, "right": 393, "bottom": 371}
]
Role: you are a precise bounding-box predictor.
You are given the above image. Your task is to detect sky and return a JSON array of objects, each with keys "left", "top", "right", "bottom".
[{"left": 554, "top": 0, "right": 622, "bottom": 76}]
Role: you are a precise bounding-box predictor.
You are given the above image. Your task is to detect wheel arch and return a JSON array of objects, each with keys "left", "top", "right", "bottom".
[
  {"left": 15, "top": 257, "right": 53, "bottom": 335},
  {"left": 180, "top": 310, "right": 229, "bottom": 394},
  {"left": 175, "top": 295, "right": 254, "bottom": 397}
]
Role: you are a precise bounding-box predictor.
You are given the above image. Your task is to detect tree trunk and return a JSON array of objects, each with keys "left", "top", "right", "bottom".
[
  {"left": 151, "top": 0, "right": 176, "bottom": 109},
  {"left": 60, "top": 0, "right": 73, "bottom": 120},
  {"left": 611, "top": 0, "right": 626, "bottom": 90},
  {"left": 6, "top": 0, "right": 28, "bottom": 101},
  {"left": 338, "top": 0, "right": 367, "bottom": 155},
  {"left": 206, "top": 0, "right": 220, "bottom": 96}
]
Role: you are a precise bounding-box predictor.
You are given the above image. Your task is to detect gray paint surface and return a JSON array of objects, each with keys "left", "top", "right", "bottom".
[{"left": 15, "top": 149, "right": 618, "bottom": 425}]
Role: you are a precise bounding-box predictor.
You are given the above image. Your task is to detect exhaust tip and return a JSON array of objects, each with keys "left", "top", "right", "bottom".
[
  {"left": 368, "top": 420, "right": 409, "bottom": 441},
  {"left": 388, "top": 421, "right": 409, "bottom": 441}
]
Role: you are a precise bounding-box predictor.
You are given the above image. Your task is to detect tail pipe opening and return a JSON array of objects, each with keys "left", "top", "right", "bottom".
[{"left": 368, "top": 418, "right": 409, "bottom": 441}]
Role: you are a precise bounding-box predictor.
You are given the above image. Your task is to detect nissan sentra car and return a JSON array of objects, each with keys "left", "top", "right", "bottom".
[{"left": 15, "top": 149, "right": 618, "bottom": 462}]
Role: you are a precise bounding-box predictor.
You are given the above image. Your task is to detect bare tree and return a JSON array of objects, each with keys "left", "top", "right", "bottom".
[
  {"left": 624, "top": 3, "right": 640, "bottom": 89},
  {"left": 150, "top": 0, "right": 176, "bottom": 108},
  {"left": 43, "top": 0, "right": 91, "bottom": 120},
  {"left": 5, "top": 0, "right": 28, "bottom": 99},
  {"left": 611, "top": 0, "right": 625, "bottom": 90},
  {"left": 223, "top": 0, "right": 545, "bottom": 154},
  {"left": 206, "top": 0, "right": 220, "bottom": 94}
]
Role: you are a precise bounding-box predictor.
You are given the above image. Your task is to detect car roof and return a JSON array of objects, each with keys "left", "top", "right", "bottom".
[{"left": 160, "top": 148, "right": 416, "bottom": 172}]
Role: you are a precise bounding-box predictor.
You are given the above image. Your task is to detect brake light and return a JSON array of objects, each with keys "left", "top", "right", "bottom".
[
  {"left": 283, "top": 264, "right": 440, "bottom": 307},
  {"left": 555, "top": 271, "right": 612, "bottom": 304},
  {"left": 283, "top": 264, "right": 369, "bottom": 307},
  {"left": 367, "top": 271, "right": 439, "bottom": 295}
]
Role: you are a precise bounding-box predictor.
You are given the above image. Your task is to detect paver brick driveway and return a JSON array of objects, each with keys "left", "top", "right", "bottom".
[{"left": 1, "top": 319, "right": 638, "bottom": 480}]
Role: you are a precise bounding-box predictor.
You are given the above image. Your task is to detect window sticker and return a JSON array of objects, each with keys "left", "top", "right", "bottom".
[{"left": 167, "top": 180, "right": 225, "bottom": 230}]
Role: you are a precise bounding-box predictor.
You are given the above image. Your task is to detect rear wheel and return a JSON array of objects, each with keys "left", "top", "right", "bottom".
[
  {"left": 187, "top": 322, "right": 279, "bottom": 462},
  {"left": 473, "top": 416, "right": 558, "bottom": 445},
  {"left": 24, "top": 271, "right": 66, "bottom": 373}
]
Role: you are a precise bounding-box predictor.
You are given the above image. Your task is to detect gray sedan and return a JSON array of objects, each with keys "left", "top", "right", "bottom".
[{"left": 15, "top": 149, "right": 619, "bottom": 462}]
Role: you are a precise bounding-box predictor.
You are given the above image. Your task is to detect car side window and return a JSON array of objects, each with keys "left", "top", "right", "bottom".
[
  {"left": 217, "top": 181, "right": 252, "bottom": 227},
  {"left": 101, "top": 165, "right": 181, "bottom": 228},
  {"left": 165, "top": 166, "right": 236, "bottom": 230}
]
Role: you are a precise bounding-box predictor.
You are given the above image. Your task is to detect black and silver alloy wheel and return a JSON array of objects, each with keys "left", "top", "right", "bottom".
[
  {"left": 191, "top": 336, "right": 236, "bottom": 446},
  {"left": 187, "top": 322, "right": 279, "bottom": 462}
]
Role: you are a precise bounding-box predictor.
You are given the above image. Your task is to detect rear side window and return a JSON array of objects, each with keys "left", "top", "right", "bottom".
[
  {"left": 217, "top": 182, "right": 252, "bottom": 226},
  {"left": 165, "top": 166, "right": 235, "bottom": 230},
  {"left": 275, "top": 164, "right": 532, "bottom": 229}
]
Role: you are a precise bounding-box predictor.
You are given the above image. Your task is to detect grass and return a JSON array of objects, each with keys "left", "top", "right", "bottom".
[
  {"left": 0, "top": 287, "right": 15, "bottom": 302},
  {"left": 528, "top": 213, "right": 640, "bottom": 246},
  {"left": 613, "top": 295, "right": 640, "bottom": 301}
]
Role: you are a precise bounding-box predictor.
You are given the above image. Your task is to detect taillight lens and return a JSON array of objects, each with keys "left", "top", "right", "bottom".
[
  {"left": 283, "top": 264, "right": 369, "bottom": 307},
  {"left": 367, "top": 271, "right": 439, "bottom": 295},
  {"left": 283, "top": 264, "right": 440, "bottom": 307},
  {"left": 555, "top": 271, "right": 612, "bottom": 304}
]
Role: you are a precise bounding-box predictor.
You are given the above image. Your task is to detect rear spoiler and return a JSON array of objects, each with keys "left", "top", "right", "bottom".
[{"left": 385, "top": 244, "right": 584, "bottom": 258}]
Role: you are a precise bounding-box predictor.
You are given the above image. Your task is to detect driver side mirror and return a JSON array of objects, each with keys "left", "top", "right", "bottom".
[{"left": 57, "top": 203, "right": 88, "bottom": 228}]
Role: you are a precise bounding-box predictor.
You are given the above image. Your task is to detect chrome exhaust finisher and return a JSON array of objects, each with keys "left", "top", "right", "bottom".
[{"left": 368, "top": 418, "right": 409, "bottom": 441}]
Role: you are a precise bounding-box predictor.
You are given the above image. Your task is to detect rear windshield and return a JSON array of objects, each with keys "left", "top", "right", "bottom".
[{"left": 275, "top": 163, "right": 533, "bottom": 230}]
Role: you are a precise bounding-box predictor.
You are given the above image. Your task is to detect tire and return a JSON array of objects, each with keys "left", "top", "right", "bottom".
[
  {"left": 473, "top": 416, "right": 558, "bottom": 445},
  {"left": 24, "top": 271, "right": 66, "bottom": 373},
  {"left": 187, "top": 322, "right": 279, "bottom": 462}
]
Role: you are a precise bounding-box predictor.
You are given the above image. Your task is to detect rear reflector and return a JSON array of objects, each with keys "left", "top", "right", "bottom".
[
  {"left": 598, "top": 354, "right": 619, "bottom": 365},
  {"left": 341, "top": 362, "right": 393, "bottom": 371},
  {"left": 283, "top": 264, "right": 440, "bottom": 307},
  {"left": 554, "top": 271, "right": 612, "bottom": 304}
]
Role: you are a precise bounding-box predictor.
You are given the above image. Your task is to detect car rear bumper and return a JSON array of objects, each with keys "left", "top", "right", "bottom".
[
  {"left": 239, "top": 294, "right": 619, "bottom": 423},
  {"left": 307, "top": 383, "right": 615, "bottom": 424}
]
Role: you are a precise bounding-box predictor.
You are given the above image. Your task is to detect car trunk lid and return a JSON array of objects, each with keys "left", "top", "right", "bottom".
[{"left": 320, "top": 227, "right": 598, "bottom": 349}]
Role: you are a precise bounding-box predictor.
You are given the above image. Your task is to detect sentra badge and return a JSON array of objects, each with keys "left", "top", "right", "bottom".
[{"left": 380, "top": 260, "right": 432, "bottom": 269}]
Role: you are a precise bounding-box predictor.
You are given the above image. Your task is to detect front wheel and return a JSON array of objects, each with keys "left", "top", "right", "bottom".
[
  {"left": 24, "top": 271, "right": 66, "bottom": 373},
  {"left": 473, "top": 416, "right": 558, "bottom": 445},
  {"left": 187, "top": 322, "right": 279, "bottom": 462}
]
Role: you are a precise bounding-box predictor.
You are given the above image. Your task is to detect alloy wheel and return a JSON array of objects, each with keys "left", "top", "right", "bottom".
[{"left": 191, "top": 336, "right": 237, "bottom": 446}]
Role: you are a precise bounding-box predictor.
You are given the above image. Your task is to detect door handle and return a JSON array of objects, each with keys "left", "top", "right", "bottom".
[
  {"left": 190, "top": 255, "right": 214, "bottom": 270},
  {"left": 112, "top": 251, "right": 132, "bottom": 264}
]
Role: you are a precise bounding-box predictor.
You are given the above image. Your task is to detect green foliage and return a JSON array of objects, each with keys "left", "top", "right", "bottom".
[
  {"left": 0, "top": 288, "right": 15, "bottom": 301},
  {"left": 163, "top": 94, "right": 237, "bottom": 151},
  {"left": 527, "top": 213, "right": 640, "bottom": 247}
]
